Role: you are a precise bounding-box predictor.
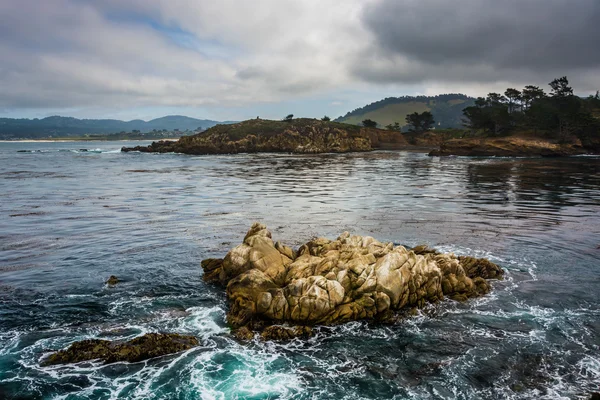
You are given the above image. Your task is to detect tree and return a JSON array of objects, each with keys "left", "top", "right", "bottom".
[
  {"left": 549, "top": 76, "right": 573, "bottom": 97},
  {"left": 486, "top": 93, "right": 507, "bottom": 106},
  {"left": 547, "top": 77, "right": 577, "bottom": 140},
  {"left": 283, "top": 114, "right": 294, "bottom": 122},
  {"left": 362, "top": 119, "right": 377, "bottom": 128},
  {"left": 504, "top": 88, "right": 522, "bottom": 113},
  {"left": 321, "top": 116, "right": 331, "bottom": 121},
  {"left": 405, "top": 111, "right": 435, "bottom": 133},
  {"left": 462, "top": 94, "right": 510, "bottom": 134},
  {"left": 521, "top": 85, "right": 545, "bottom": 111},
  {"left": 385, "top": 122, "right": 402, "bottom": 131}
]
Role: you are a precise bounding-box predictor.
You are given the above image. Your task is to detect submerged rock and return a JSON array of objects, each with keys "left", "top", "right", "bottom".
[
  {"left": 105, "top": 275, "right": 119, "bottom": 285},
  {"left": 201, "top": 223, "right": 504, "bottom": 339},
  {"left": 42, "top": 333, "right": 199, "bottom": 365}
]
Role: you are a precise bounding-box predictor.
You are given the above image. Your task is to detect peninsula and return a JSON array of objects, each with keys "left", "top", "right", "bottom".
[{"left": 121, "top": 118, "right": 408, "bottom": 154}]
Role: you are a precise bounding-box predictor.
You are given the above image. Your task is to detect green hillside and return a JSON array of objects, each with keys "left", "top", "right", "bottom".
[{"left": 336, "top": 94, "right": 475, "bottom": 129}]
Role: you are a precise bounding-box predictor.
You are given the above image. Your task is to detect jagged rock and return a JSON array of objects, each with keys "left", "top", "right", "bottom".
[
  {"left": 200, "top": 258, "right": 223, "bottom": 283},
  {"left": 261, "top": 325, "right": 313, "bottom": 340},
  {"left": 232, "top": 326, "right": 255, "bottom": 341},
  {"left": 202, "top": 223, "right": 504, "bottom": 338},
  {"left": 105, "top": 275, "right": 119, "bottom": 285},
  {"left": 42, "top": 333, "right": 199, "bottom": 365}
]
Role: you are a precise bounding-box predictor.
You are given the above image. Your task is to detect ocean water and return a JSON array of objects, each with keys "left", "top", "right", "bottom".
[{"left": 0, "top": 141, "right": 599, "bottom": 400}]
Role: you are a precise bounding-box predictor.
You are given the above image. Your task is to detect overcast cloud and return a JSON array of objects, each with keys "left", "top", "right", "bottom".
[{"left": 0, "top": 0, "right": 598, "bottom": 120}]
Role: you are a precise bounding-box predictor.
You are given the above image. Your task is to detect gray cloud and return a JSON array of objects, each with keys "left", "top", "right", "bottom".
[
  {"left": 1, "top": 0, "right": 599, "bottom": 119},
  {"left": 0, "top": 0, "right": 366, "bottom": 116},
  {"left": 356, "top": 0, "right": 600, "bottom": 88}
]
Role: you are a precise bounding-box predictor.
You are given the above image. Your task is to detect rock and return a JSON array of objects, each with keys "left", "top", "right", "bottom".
[
  {"left": 429, "top": 136, "right": 586, "bottom": 157},
  {"left": 202, "top": 223, "right": 504, "bottom": 339},
  {"left": 105, "top": 275, "right": 119, "bottom": 285},
  {"left": 261, "top": 325, "right": 313, "bottom": 340},
  {"left": 42, "top": 333, "right": 199, "bottom": 365},
  {"left": 200, "top": 258, "right": 223, "bottom": 283},
  {"left": 232, "top": 326, "right": 255, "bottom": 341},
  {"left": 122, "top": 119, "right": 409, "bottom": 155}
]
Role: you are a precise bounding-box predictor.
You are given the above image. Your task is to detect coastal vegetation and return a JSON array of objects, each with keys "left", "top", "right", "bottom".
[
  {"left": 405, "top": 111, "right": 435, "bottom": 133},
  {"left": 431, "top": 76, "right": 600, "bottom": 156},
  {"left": 462, "top": 77, "right": 599, "bottom": 149},
  {"left": 362, "top": 119, "right": 378, "bottom": 128}
]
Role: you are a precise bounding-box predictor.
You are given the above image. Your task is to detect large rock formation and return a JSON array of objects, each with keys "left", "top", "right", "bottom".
[
  {"left": 202, "top": 223, "right": 504, "bottom": 339},
  {"left": 42, "top": 333, "right": 199, "bottom": 365},
  {"left": 122, "top": 118, "right": 407, "bottom": 155},
  {"left": 429, "top": 136, "right": 586, "bottom": 157}
]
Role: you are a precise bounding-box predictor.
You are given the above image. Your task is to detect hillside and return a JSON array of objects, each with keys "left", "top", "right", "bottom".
[
  {"left": 122, "top": 118, "right": 408, "bottom": 155},
  {"left": 336, "top": 94, "right": 475, "bottom": 129},
  {"left": 0, "top": 115, "right": 226, "bottom": 139}
]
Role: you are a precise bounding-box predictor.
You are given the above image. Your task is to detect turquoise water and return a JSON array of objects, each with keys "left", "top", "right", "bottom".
[{"left": 0, "top": 141, "right": 599, "bottom": 399}]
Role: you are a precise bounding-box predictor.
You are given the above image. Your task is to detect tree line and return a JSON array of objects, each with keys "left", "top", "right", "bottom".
[{"left": 462, "top": 76, "right": 600, "bottom": 146}]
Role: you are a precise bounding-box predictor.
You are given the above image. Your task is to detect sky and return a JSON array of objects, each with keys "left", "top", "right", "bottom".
[{"left": 1, "top": 0, "right": 599, "bottom": 122}]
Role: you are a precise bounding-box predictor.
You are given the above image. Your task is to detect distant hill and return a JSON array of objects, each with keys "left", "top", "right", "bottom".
[
  {"left": 0, "top": 115, "right": 228, "bottom": 139},
  {"left": 335, "top": 94, "right": 475, "bottom": 129}
]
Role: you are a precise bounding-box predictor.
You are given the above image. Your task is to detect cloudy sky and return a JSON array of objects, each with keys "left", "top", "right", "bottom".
[{"left": 1, "top": 0, "right": 599, "bottom": 121}]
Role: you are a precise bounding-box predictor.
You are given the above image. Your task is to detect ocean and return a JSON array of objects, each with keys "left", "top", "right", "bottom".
[{"left": 1, "top": 141, "right": 599, "bottom": 399}]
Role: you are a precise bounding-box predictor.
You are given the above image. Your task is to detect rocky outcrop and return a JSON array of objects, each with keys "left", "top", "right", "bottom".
[
  {"left": 429, "top": 136, "right": 587, "bottom": 157},
  {"left": 201, "top": 223, "right": 504, "bottom": 339},
  {"left": 122, "top": 118, "right": 407, "bottom": 155},
  {"left": 42, "top": 333, "right": 199, "bottom": 365}
]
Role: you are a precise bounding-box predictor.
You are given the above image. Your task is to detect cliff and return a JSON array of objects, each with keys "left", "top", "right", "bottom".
[{"left": 121, "top": 118, "right": 407, "bottom": 155}]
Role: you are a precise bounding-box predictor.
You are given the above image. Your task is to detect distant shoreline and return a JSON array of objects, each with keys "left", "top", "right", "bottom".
[{"left": 0, "top": 138, "right": 180, "bottom": 143}]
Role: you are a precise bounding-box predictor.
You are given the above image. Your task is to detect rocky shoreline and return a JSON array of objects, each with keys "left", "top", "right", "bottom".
[
  {"left": 201, "top": 223, "right": 504, "bottom": 340},
  {"left": 429, "top": 136, "right": 589, "bottom": 157},
  {"left": 121, "top": 118, "right": 599, "bottom": 157}
]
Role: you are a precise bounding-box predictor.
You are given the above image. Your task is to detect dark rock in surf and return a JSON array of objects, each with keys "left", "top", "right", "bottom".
[{"left": 42, "top": 333, "right": 199, "bottom": 365}]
